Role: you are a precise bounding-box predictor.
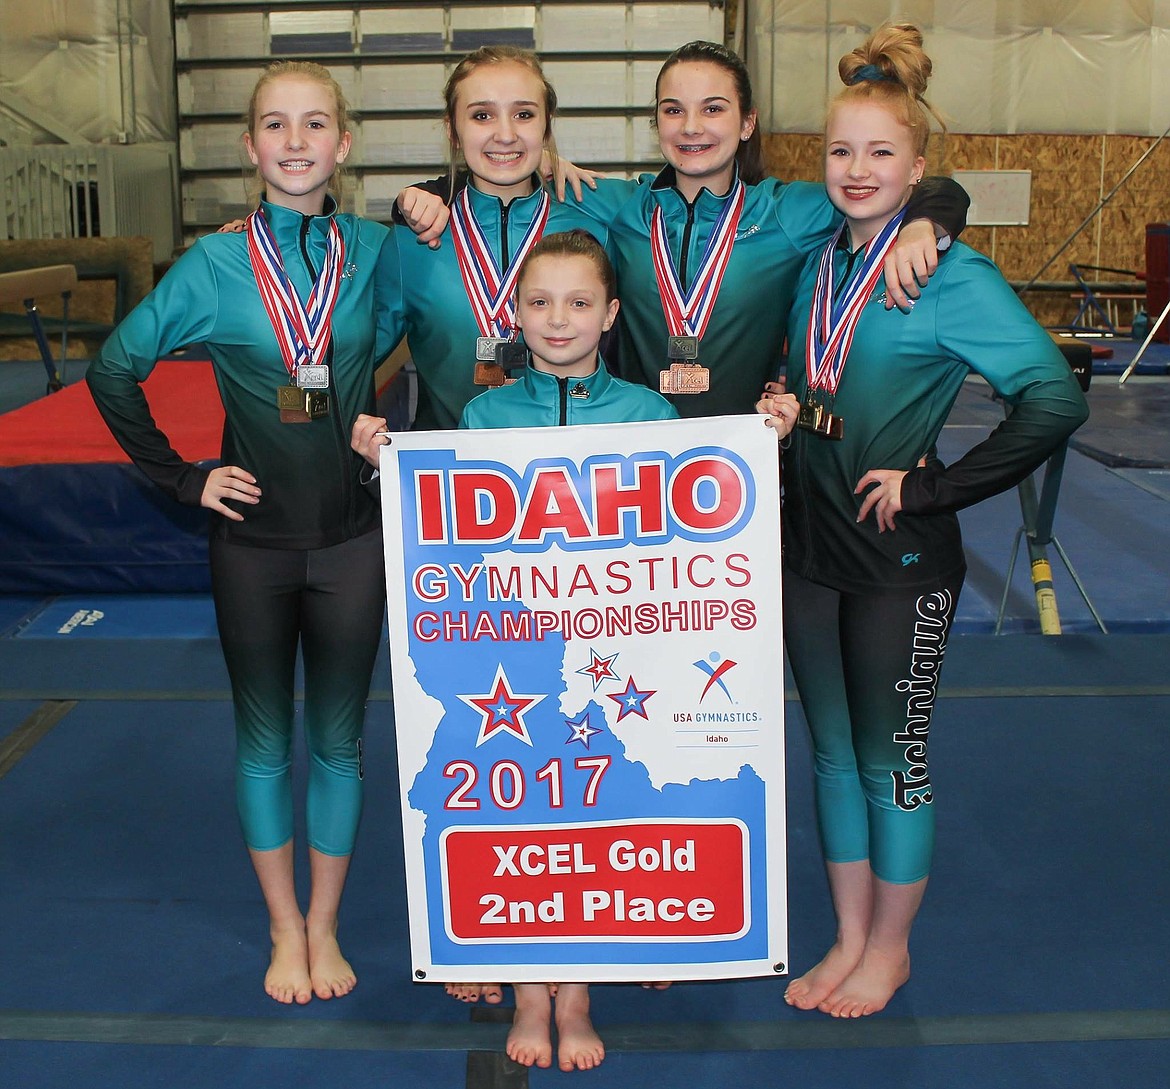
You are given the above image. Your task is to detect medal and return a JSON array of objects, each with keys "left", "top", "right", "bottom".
[
  {"left": 452, "top": 187, "right": 550, "bottom": 377},
  {"left": 474, "top": 362, "right": 506, "bottom": 387},
  {"left": 476, "top": 336, "right": 504, "bottom": 361},
  {"left": 297, "top": 364, "right": 329, "bottom": 389},
  {"left": 802, "top": 209, "right": 906, "bottom": 440},
  {"left": 667, "top": 334, "right": 699, "bottom": 361},
  {"left": 796, "top": 399, "right": 823, "bottom": 432},
  {"left": 277, "top": 384, "right": 329, "bottom": 422},
  {"left": 660, "top": 363, "right": 710, "bottom": 395},
  {"left": 651, "top": 179, "right": 745, "bottom": 389},
  {"left": 246, "top": 207, "right": 344, "bottom": 415}
]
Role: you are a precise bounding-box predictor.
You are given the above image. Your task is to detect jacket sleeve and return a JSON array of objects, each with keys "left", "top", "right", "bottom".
[
  {"left": 899, "top": 252, "right": 1089, "bottom": 515},
  {"left": 85, "top": 244, "right": 221, "bottom": 506},
  {"left": 904, "top": 176, "right": 970, "bottom": 243},
  {"left": 390, "top": 174, "right": 462, "bottom": 224},
  {"left": 373, "top": 227, "right": 407, "bottom": 363}
]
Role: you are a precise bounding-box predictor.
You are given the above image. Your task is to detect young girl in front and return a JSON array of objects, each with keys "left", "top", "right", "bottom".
[
  {"left": 88, "top": 61, "right": 400, "bottom": 1006},
  {"left": 353, "top": 228, "right": 801, "bottom": 1068},
  {"left": 757, "top": 24, "right": 1088, "bottom": 1018}
]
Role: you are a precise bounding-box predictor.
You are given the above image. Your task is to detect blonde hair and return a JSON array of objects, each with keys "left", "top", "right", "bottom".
[
  {"left": 442, "top": 46, "right": 559, "bottom": 199},
  {"left": 831, "top": 23, "right": 945, "bottom": 158},
  {"left": 244, "top": 60, "right": 352, "bottom": 206}
]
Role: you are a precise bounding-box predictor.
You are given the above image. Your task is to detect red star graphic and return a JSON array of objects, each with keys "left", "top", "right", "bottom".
[
  {"left": 458, "top": 664, "right": 545, "bottom": 747},
  {"left": 576, "top": 648, "right": 620, "bottom": 690}
]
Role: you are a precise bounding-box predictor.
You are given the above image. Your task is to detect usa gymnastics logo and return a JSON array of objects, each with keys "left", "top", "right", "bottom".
[
  {"left": 693, "top": 652, "right": 737, "bottom": 703},
  {"left": 404, "top": 447, "right": 756, "bottom": 552}
]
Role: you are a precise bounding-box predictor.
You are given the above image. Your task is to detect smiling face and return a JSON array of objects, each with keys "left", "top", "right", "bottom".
[
  {"left": 447, "top": 61, "right": 550, "bottom": 202},
  {"left": 243, "top": 74, "right": 351, "bottom": 215},
  {"left": 825, "top": 99, "right": 925, "bottom": 247},
  {"left": 515, "top": 253, "right": 620, "bottom": 377},
  {"left": 654, "top": 60, "right": 757, "bottom": 201}
]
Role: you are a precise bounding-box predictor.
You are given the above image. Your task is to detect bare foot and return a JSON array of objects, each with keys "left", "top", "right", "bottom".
[
  {"left": 819, "top": 947, "right": 910, "bottom": 1018},
  {"left": 444, "top": 982, "right": 504, "bottom": 1004},
  {"left": 265, "top": 923, "right": 313, "bottom": 1005},
  {"left": 784, "top": 940, "right": 864, "bottom": 1010},
  {"left": 307, "top": 922, "right": 356, "bottom": 999},
  {"left": 554, "top": 983, "right": 604, "bottom": 1071},
  {"left": 507, "top": 983, "right": 553, "bottom": 1069}
]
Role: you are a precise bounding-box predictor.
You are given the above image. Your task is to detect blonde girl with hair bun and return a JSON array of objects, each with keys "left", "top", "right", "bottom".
[{"left": 758, "top": 23, "right": 1088, "bottom": 1018}]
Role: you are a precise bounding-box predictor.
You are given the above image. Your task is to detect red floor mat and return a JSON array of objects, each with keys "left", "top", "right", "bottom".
[{"left": 0, "top": 360, "right": 223, "bottom": 466}]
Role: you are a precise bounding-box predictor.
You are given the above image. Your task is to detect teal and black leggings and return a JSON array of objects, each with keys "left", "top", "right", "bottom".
[
  {"left": 210, "top": 529, "right": 385, "bottom": 857},
  {"left": 783, "top": 565, "right": 964, "bottom": 884}
]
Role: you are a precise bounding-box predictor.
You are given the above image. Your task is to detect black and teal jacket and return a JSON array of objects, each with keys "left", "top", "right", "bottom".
[
  {"left": 87, "top": 198, "right": 400, "bottom": 549},
  {"left": 782, "top": 240, "right": 1090, "bottom": 593}
]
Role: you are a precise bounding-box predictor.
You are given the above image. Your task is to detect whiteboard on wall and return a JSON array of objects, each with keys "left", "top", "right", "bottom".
[{"left": 951, "top": 170, "right": 1032, "bottom": 226}]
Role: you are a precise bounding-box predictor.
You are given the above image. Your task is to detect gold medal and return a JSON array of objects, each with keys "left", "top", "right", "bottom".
[
  {"left": 796, "top": 400, "right": 823, "bottom": 432},
  {"left": 659, "top": 362, "right": 710, "bottom": 395}
]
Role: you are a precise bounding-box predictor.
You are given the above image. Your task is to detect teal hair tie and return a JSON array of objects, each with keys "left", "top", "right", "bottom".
[{"left": 850, "top": 63, "right": 894, "bottom": 84}]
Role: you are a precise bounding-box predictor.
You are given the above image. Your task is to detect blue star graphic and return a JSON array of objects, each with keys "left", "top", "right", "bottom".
[
  {"left": 606, "top": 676, "right": 655, "bottom": 721},
  {"left": 564, "top": 711, "right": 601, "bottom": 748}
]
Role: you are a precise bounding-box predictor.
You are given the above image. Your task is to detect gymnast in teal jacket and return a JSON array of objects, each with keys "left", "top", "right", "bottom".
[
  {"left": 757, "top": 25, "right": 1089, "bottom": 1022},
  {"left": 87, "top": 62, "right": 399, "bottom": 1007}
]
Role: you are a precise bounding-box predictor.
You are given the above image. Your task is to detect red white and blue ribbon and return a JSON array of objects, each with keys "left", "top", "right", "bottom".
[
  {"left": 245, "top": 208, "right": 344, "bottom": 380},
  {"left": 650, "top": 180, "right": 745, "bottom": 340},
  {"left": 805, "top": 208, "right": 905, "bottom": 397},
  {"left": 449, "top": 187, "right": 551, "bottom": 339}
]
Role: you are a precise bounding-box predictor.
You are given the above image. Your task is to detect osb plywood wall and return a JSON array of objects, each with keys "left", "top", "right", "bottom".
[{"left": 764, "top": 131, "right": 1170, "bottom": 329}]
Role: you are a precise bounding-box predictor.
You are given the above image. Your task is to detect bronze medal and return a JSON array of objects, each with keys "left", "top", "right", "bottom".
[
  {"left": 474, "top": 362, "right": 506, "bottom": 387},
  {"left": 659, "top": 362, "right": 710, "bottom": 395}
]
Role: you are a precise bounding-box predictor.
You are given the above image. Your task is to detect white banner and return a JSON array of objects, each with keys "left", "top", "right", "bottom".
[{"left": 380, "top": 415, "right": 787, "bottom": 983}]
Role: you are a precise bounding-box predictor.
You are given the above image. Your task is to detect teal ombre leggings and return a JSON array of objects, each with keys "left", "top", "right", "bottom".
[
  {"left": 210, "top": 530, "right": 385, "bottom": 856},
  {"left": 783, "top": 566, "right": 963, "bottom": 884}
]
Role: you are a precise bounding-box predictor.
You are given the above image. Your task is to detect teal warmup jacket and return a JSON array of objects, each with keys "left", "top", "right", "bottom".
[
  {"left": 782, "top": 240, "right": 1090, "bottom": 593},
  {"left": 459, "top": 357, "right": 679, "bottom": 429},
  {"left": 571, "top": 167, "right": 968, "bottom": 419},
  {"left": 383, "top": 178, "right": 610, "bottom": 431},
  {"left": 87, "top": 198, "right": 399, "bottom": 549}
]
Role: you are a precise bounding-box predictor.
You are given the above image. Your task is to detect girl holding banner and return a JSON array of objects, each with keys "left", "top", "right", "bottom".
[
  {"left": 353, "top": 228, "right": 803, "bottom": 1069},
  {"left": 756, "top": 24, "right": 1088, "bottom": 1018},
  {"left": 88, "top": 62, "right": 400, "bottom": 1006},
  {"left": 396, "top": 41, "right": 969, "bottom": 417}
]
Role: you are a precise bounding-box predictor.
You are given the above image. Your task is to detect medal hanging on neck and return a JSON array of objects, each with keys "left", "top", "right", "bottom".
[
  {"left": 450, "top": 187, "right": 549, "bottom": 387},
  {"left": 651, "top": 180, "right": 745, "bottom": 395},
  {"left": 247, "top": 209, "right": 344, "bottom": 423},
  {"left": 799, "top": 209, "right": 906, "bottom": 440}
]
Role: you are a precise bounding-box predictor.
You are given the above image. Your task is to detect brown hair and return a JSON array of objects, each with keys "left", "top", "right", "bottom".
[
  {"left": 832, "top": 23, "right": 945, "bottom": 157},
  {"left": 653, "top": 40, "right": 765, "bottom": 186},
  {"left": 517, "top": 229, "right": 616, "bottom": 303},
  {"left": 442, "top": 46, "right": 559, "bottom": 198},
  {"left": 244, "top": 60, "right": 352, "bottom": 205}
]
